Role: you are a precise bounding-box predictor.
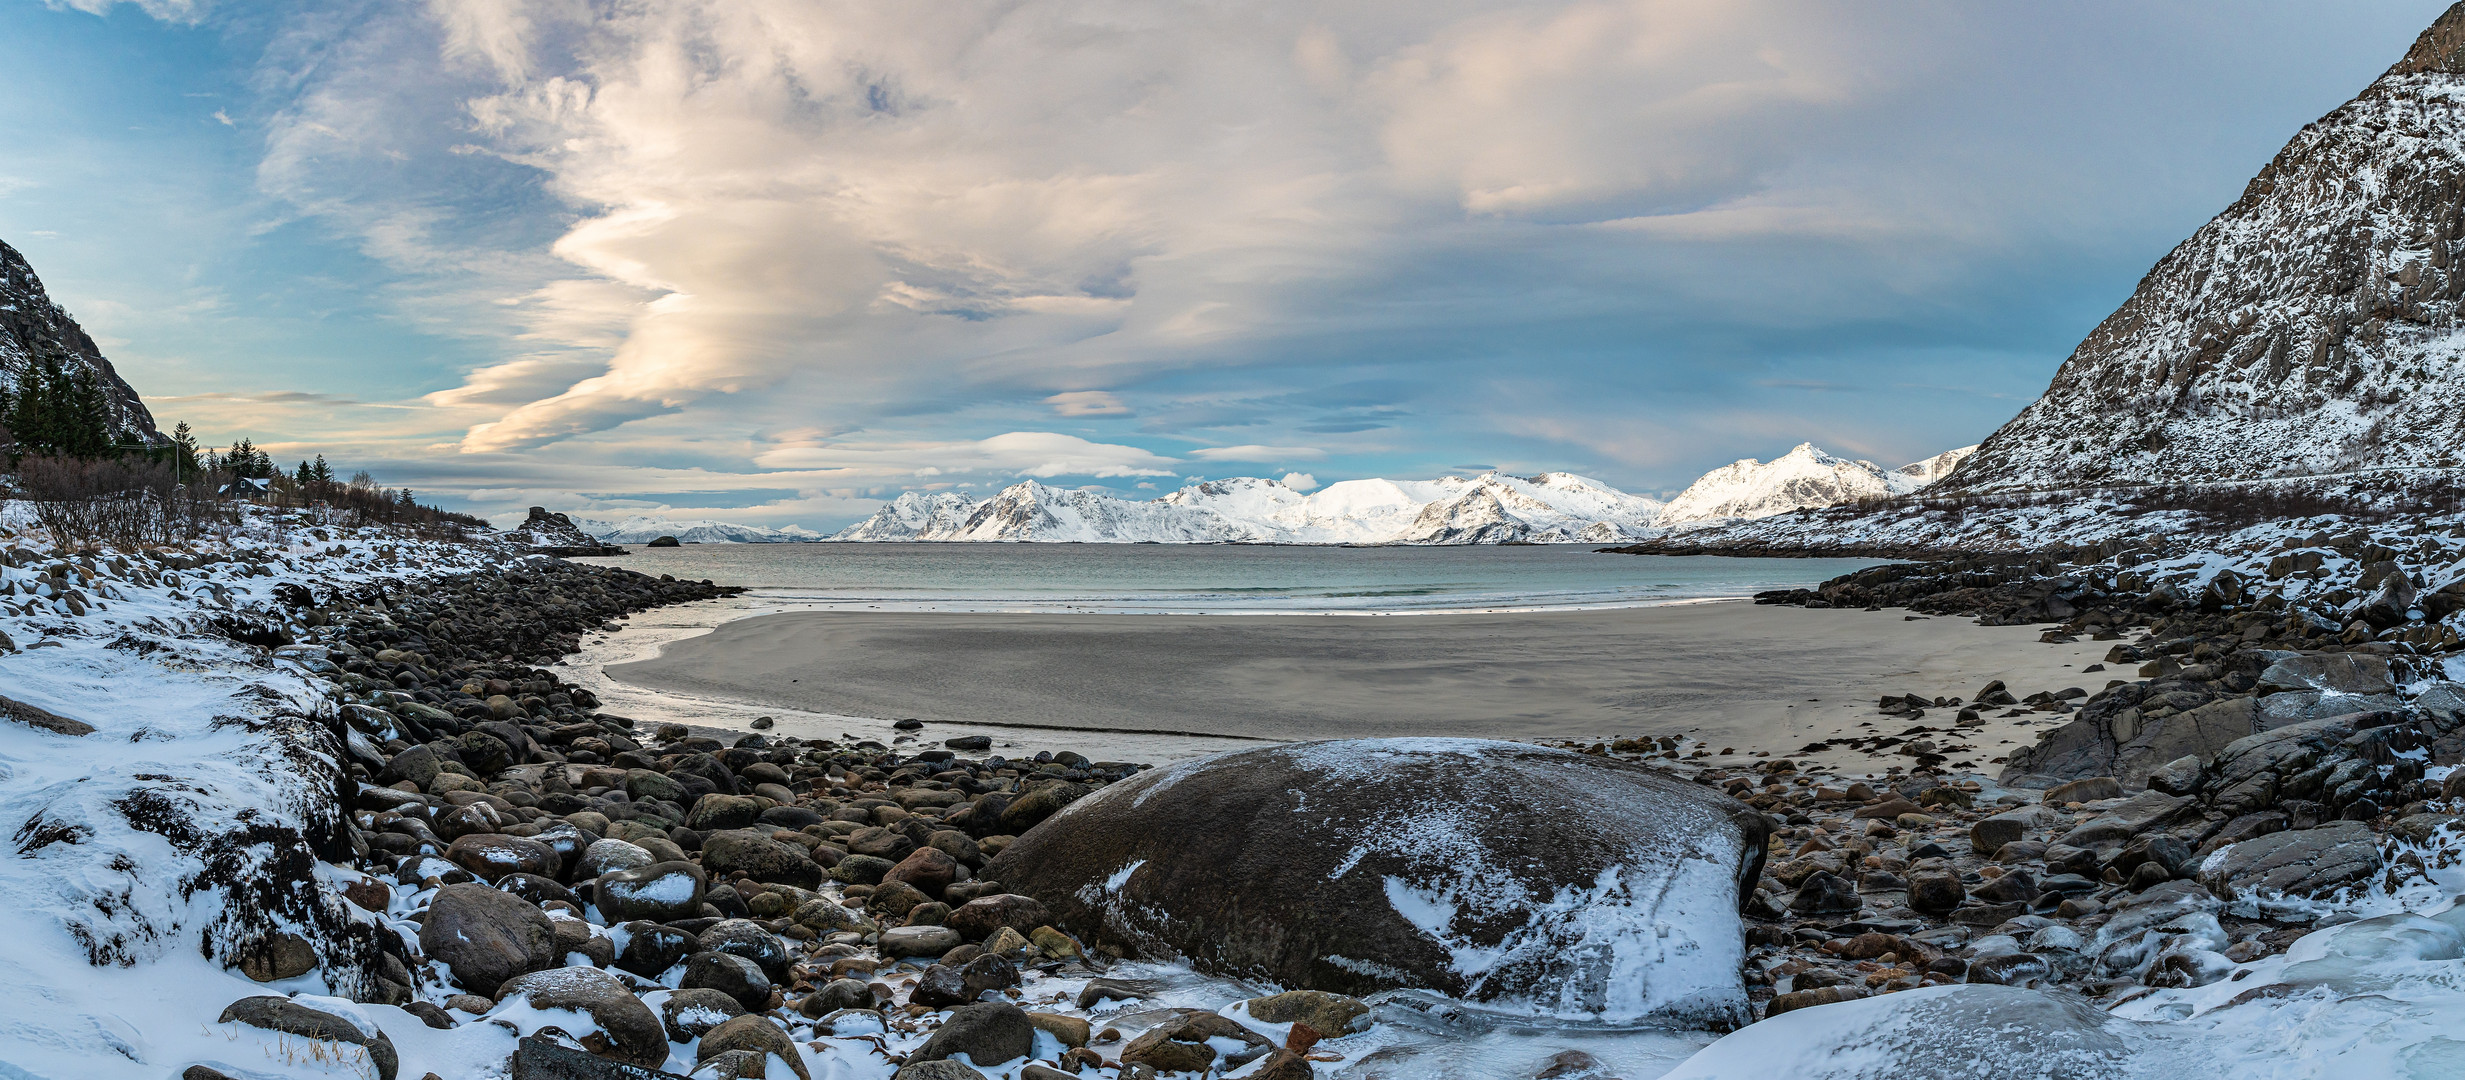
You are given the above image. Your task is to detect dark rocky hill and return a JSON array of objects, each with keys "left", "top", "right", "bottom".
[
  {"left": 1944, "top": 3, "right": 2465, "bottom": 493},
  {"left": 0, "top": 239, "right": 163, "bottom": 443}
]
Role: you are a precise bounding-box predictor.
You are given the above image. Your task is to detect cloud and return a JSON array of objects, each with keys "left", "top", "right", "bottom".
[
  {"left": 1045, "top": 390, "right": 1129, "bottom": 416},
  {"left": 1279, "top": 472, "right": 1318, "bottom": 491},
  {"left": 754, "top": 430, "right": 1178, "bottom": 479},
  {"left": 1188, "top": 444, "right": 1327, "bottom": 462}
]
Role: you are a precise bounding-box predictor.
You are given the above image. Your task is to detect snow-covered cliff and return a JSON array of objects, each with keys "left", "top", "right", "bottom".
[
  {"left": 0, "top": 238, "right": 162, "bottom": 443},
  {"left": 1945, "top": 5, "right": 2465, "bottom": 492}
]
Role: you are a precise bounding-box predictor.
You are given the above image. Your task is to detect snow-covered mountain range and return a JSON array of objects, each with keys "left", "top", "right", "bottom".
[
  {"left": 1655, "top": 444, "right": 1977, "bottom": 527},
  {"left": 835, "top": 472, "right": 1669, "bottom": 544},
  {"left": 1944, "top": 11, "right": 2465, "bottom": 492},
  {"left": 829, "top": 451, "right": 1974, "bottom": 544},
  {"left": 575, "top": 515, "right": 825, "bottom": 544}
]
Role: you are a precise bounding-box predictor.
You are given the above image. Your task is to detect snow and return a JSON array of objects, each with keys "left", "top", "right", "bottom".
[
  {"left": 572, "top": 515, "right": 824, "bottom": 544},
  {"left": 1655, "top": 443, "right": 1974, "bottom": 529},
  {"left": 832, "top": 472, "right": 1668, "bottom": 544}
]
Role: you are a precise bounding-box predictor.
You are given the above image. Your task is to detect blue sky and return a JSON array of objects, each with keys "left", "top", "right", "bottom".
[{"left": 1, "top": 0, "right": 2452, "bottom": 529}]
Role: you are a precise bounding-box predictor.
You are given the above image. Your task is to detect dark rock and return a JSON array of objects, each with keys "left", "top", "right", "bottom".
[
  {"left": 658, "top": 987, "right": 745, "bottom": 1042},
  {"left": 420, "top": 882, "right": 557, "bottom": 995},
  {"left": 1244, "top": 990, "right": 1371, "bottom": 1035},
  {"left": 509, "top": 1033, "right": 693, "bottom": 1080},
  {"left": 2197, "top": 820, "right": 2384, "bottom": 900},
  {"left": 219, "top": 996, "right": 398, "bottom": 1080},
  {"left": 1970, "top": 869, "right": 2039, "bottom": 905},
  {"left": 695, "top": 1015, "right": 809, "bottom": 1080},
  {"left": 2043, "top": 777, "right": 2122, "bottom": 804},
  {"left": 1121, "top": 1010, "right": 1272, "bottom": 1074},
  {"left": 1790, "top": 871, "right": 1862, "bottom": 914},
  {"left": 980, "top": 740, "right": 1769, "bottom": 1024},
  {"left": 909, "top": 963, "right": 972, "bottom": 1008},
  {"left": 883, "top": 847, "right": 960, "bottom": 898},
  {"left": 594, "top": 862, "right": 706, "bottom": 924},
  {"left": 912, "top": 1002, "right": 1035, "bottom": 1067},
  {"left": 1907, "top": 872, "right": 1965, "bottom": 914},
  {"left": 696, "top": 919, "right": 792, "bottom": 981},
  {"left": 946, "top": 894, "right": 1053, "bottom": 940},
  {"left": 681, "top": 951, "right": 772, "bottom": 1011},
  {"left": 2259, "top": 654, "right": 2394, "bottom": 696},
  {"left": 699, "top": 829, "right": 822, "bottom": 888},
  {"left": 612, "top": 921, "right": 693, "bottom": 978},
  {"left": 495, "top": 968, "right": 667, "bottom": 1067},
  {"left": 686, "top": 794, "right": 763, "bottom": 833}
]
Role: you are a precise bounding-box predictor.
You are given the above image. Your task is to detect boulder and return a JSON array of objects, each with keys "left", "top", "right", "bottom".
[
  {"left": 945, "top": 894, "right": 1051, "bottom": 940},
  {"left": 881, "top": 925, "right": 963, "bottom": 959},
  {"left": 594, "top": 862, "right": 706, "bottom": 924},
  {"left": 659, "top": 987, "right": 744, "bottom": 1043},
  {"left": 494, "top": 968, "right": 667, "bottom": 1067},
  {"left": 701, "top": 830, "right": 822, "bottom": 888},
  {"left": 686, "top": 794, "right": 763, "bottom": 833},
  {"left": 1243, "top": 990, "right": 1371, "bottom": 1036},
  {"left": 682, "top": 951, "right": 772, "bottom": 1011},
  {"left": 979, "top": 739, "right": 1769, "bottom": 1024},
  {"left": 420, "top": 882, "right": 557, "bottom": 995},
  {"left": 577, "top": 838, "right": 656, "bottom": 880},
  {"left": 446, "top": 834, "right": 562, "bottom": 881},
  {"left": 883, "top": 847, "right": 960, "bottom": 898},
  {"left": 696, "top": 919, "right": 792, "bottom": 981},
  {"left": 911, "top": 1002, "right": 1035, "bottom": 1067},
  {"left": 695, "top": 1015, "right": 809, "bottom": 1080},
  {"left": 219, "top": 997, "right": 398, "bottom": 1080},
  {"left": 612, "top": 921, "right": 693, "bottom": 978},
  {"left": 1122, "top": 1010, "right": 1273, "bottom": 1074},
  {"left": 2197, "top": 821, "right": 2384, "bottom": 901},
  {"left": 2043, "top": 777, "right": 2122, "bottom": 804}
]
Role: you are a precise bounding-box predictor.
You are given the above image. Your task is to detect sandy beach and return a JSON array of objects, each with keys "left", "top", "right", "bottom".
[{"left": 606, "top": 601, "right": 2116, "bottom": 774}]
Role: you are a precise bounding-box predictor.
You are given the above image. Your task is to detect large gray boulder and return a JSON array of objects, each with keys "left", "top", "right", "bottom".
[
  {"left": 2196, "top": 821, "right": 2384, "bottom": 902},
  {"left": 419, "top": 883, "right": 557, "bottom": 995},
  {"left": 219, "top": 996, "right": 398, "bottom": 1080},
  {"left": 494, "top": 967, "right": 667, "bottom": 1067},
  {"left": 980, "top": 739, "right": 1770, "bottom": 1025}
]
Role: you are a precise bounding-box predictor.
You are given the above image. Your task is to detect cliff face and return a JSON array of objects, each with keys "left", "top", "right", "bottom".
[
  {"left": 1944, "top": 4, "right": 2465, "bottom": 492},
  {"left": 0, "top": 239, "right": 163, "bottom": 443}
]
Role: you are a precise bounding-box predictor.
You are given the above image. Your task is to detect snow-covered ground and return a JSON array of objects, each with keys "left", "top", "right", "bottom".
[{"left": 1656, "top": 444, "right": 1973, "bottom": 528}]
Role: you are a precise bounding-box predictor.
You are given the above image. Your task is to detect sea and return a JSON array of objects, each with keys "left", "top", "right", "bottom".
[{"left": 564, "top": 542, "right": 1880, "bottom": 614}]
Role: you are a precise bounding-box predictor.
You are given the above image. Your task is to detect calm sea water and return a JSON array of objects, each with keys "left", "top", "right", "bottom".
[{"left": 567, "top": 543, "right": 1883, "bottom": 613}]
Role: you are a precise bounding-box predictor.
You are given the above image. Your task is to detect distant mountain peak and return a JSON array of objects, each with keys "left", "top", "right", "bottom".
[{"left": 1655, "top": 443, "right": 1973, "bottom": 528}]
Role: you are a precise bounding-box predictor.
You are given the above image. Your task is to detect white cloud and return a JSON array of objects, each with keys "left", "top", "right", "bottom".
[
  {"left": 754, "top": 430, "right": 1178, "bottom": 479},
  {"left": 1189, "top": 444, "right": 1327, "bottom": 462},
  {"left": 1046, "top": 390, "right": 1130, "bottom": 416},
  {"left": 1279, "top": 471, "right": 1318, "bottom": 491}
]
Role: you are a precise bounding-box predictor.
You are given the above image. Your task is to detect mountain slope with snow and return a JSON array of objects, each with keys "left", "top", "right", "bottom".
[
  {"left": 1945, "top": 7, "right": 2465, "bottom": 492},
  {"left": 1654, "top": 444, "right": 1975, "bottom": 528},
  {"left": 831, "top": 471, "right": 1668, "bottom": 544},
  {"left": 575, "top": 515, "right": 823, "bottom": 544},
  {"left": 0, "top": 238, "right": 162, "bottom": 443}
]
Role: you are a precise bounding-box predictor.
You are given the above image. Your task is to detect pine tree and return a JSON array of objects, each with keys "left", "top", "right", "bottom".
[
  {"left": 295, "top": 460, "right": 314, "bottom": 487},
  {"left": 310, "top": 454, "right": 333, "bottom": 485},
  {"left": 170, "top": 421, "right": 200, "bottom": 479}
]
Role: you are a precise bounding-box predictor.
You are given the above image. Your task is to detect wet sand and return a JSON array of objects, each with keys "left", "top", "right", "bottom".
[{"left": 605, "top": 603, "right": 2117, "bottom": 773}]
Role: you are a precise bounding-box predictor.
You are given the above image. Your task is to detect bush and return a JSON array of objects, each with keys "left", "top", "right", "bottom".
[{"left": 15, "top": 455, "right": 228, "bottom": 548}]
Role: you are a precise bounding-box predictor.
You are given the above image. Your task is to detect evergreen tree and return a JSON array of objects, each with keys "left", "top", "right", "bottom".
[
  {"left": 310, "top": 454, "right": 333, "bottom": 485},
  {"left": 170, "top": 421, "right": 200, "bottom": 479}
]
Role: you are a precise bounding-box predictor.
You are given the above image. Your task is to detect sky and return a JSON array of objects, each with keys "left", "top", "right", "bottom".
[{"left": 0, "top": 0, "right": 2453, "bottom": 530}]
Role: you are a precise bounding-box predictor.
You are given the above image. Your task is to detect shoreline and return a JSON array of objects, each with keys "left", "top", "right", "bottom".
[{"left": 599, "top": 600, "right": 2115, "bottom": 775}]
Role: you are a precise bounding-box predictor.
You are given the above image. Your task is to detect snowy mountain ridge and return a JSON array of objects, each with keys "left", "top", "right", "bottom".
[
  {"left": 574, "top": 515, "right": 824, "bottom": 544},
  {"left": 1944, "top": 7, "right": 2465, "bottom": 492},
  {"left": 1656, "top": 443, "right": 1979, "bottom": 529},
  {"left": 832, "top": 471, "right": 1672, "bottom": 544},
  {"left": 830, "top": 452, "right": 1975, "bottom": 544}
]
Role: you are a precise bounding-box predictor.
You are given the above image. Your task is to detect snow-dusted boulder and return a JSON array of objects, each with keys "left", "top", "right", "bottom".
[
  {"left": 981, "top": 739, "right": 1771, "bottom": 1025},
  {"left": 1663, "top": 984, "right": 2176, "bottom": 1078}
]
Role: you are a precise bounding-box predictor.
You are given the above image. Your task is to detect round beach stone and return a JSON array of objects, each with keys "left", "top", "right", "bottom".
[
  {"left": 687, "top": 794, "right": 763, "bottom": 832},
  {"left": 881, "top": 925, "right": 963, "bottom": 959},
  {"left": 945, "top": 895, "right": 1051, "bottom": 940},
  {"left": 612, "top": 921, "right": 693, "bottom": 978},
  {"left": 418, "top": 882, "right": 557, "bottom": 995},
  {"left": 700, "top": 829, "right": 823, "bottom": 888},
  {"left": 577, "top": 837, "right": 655, "bottom": 879},
  {"left": 911, "top": 1001, "right": 1034, "bottom": 1067},
  {"left": 493, "top": 967, "right": 666, "bottom": 1067},
  {"left": 594, "top": 860, "right": 706, "bottom": 923},
  {"left": 682, "top": 951, "right": 773, "bottom": 1011},
  {"left": 697, "top": 1015, "right": 810, "bottom": 1080},
  {"left": 697, "top": 919, "right": 792, "bottom": 980},
  {"left": 985, "top": 739, "right": 1770, "bottom": 1025},
  {"left": 883, "top": 847, "right": 960, "bottom": 898},
  {"left": 660, "top": 987, "right": 746, "bottom": 1042}
]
